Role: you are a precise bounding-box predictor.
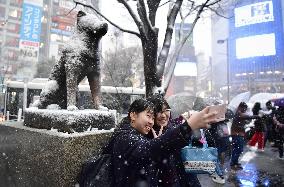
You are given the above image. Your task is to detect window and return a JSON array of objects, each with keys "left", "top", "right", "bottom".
[
  {"left": 0, "top": 7, "right": 5, "bottom": 18},
  {"left": 5, "top": 36, "right": 19, "bottom": 47},
  {"left": 8, "top": 8, "right": 21, "bottom": 21},
  {"left": 6, "top": 22, "right": 20, "bottom": 33},
  {"left": 10, "top": 0, "right": 23, "bottom": 7}
]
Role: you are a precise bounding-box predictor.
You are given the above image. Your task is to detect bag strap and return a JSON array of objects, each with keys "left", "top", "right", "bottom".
[
  {"left": 200, "top": 129, "right": 208, "bottom": 148},
  {"left": 188, "top": 129, "right": 208, "bottom": 148}
]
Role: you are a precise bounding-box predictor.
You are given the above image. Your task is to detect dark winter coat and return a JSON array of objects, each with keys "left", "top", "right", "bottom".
[
  {"left": 275, "top": 108, "right": 284, "bottom": 135},
  {"left": 231, "top": 111, "right": 258, "bottom": 136},
  {"left": 252, "top": 110, "right": 266, "bottom": 132},
  {"left": 147, "top": 117, "right": 201, "bottom": 187},
  {"left": 254, "top": 118, "right": 266, "bottom": 132},
  {"left": 110, "top": 118, "right": 193, "bottom": 187}
]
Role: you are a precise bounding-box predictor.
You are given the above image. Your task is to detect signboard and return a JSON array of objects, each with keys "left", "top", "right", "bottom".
[
  {"left": 229, "top": 0, "right": 284, "bottom": 81},
  {"left": 19, "top": 0, "right": 42, "bottom": 62},
  {"left": 235, "top": 1, "right": 274, "bottom": 27},
  {"left": 236, "top": 33, "right": 276, "bottom": 59},
  {"left": 20, "top": 3, "right": 42, "bottom": 42},
  {"left": 174, "top": 62, "right": 197, "bottom": 77}
]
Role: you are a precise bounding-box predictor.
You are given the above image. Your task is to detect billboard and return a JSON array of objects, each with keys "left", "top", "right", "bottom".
[
  {"left": 19, "top": 0, "right": 43, "bottom": 62},
  {"left": 174, "top": 23, "right": 197, "bottom": 77},
  {"left": 229, "top": 0, "right": 284, "bottom": 76},
  {"left": 236, "top": 33, "right": 276, "bottom": 59},
  {"left": 235, "top": 1, "right": 274, "bottom": 27}
]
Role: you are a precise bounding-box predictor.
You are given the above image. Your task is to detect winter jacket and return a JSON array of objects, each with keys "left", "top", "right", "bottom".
[
  {"left": 111, "top": 118, "right": 193, "bottom": 187},
  {"left": 274, "top": 108, "right": 284, "bottom": 135},
  {"left": 147, "top": 117, "right": 201, "bottom": 187},
  {"left": 254, "top": 118, "right": 266, "bottom": 132},
  {"left": 231, "top": 111, "right": 258, "bottom": 136}
]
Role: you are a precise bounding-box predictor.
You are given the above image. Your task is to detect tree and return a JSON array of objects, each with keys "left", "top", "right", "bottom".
[
  {"left": 102, "top": 45, "right": 144, "bottom": 88},
  {"left": 101, "top": 43, "right": 144, "bottom": 113},
  {"left": 74, "top": 0, "right": 227, "bottom": 97}
]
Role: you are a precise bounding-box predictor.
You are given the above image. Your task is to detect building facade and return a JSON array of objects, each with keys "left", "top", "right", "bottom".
[
  {"left": 0, "top": 0, "right": 98, "bottom": 82},
  {"left": 229, "top": 0, "right": 284, "bottom": 94},
  {"left": 212, "top": 0, "right": 284, "bottom": 102}
]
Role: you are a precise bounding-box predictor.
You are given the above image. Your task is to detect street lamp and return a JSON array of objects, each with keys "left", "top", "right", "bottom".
[{"left": 217, "top": 39, "right": 230, "bottom": 103}]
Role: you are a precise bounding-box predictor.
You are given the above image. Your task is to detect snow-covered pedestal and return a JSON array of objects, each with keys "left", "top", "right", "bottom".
[
  {"left": 0, "top": 121, "right": 113, "bottom": 187},
  {"left": 24, "top": 108, "right": 115, "bottom": 133}
]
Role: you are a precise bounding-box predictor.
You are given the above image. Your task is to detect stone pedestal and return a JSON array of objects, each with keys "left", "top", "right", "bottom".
[
  {"left": 24, "top": 108, "right": 115, "bottom": 133},
  {"left": 0, "top": 122, "right": 113, "bottom": 187}
]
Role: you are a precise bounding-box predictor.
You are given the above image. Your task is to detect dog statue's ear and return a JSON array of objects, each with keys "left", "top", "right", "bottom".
[{"left": 77, "top": 11, "right": 86, "bottom": 18}]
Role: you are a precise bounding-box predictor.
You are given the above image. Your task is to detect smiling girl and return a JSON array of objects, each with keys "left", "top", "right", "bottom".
[{"left": 110, "top": 98, "right": 218, "bottom": 186}]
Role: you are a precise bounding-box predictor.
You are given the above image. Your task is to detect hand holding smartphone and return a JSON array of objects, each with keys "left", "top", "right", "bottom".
[{"left": 208, "top": 104, "right": 227, "bottom": 122}]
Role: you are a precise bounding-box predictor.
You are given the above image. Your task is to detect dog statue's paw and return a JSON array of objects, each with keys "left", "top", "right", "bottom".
[
  {"left": 67, "top": 105, "right": 78, "bottom": 111},
  {"left": 30, "top": 100, "right": 40, "bottom": 108},
  {"left": 47, "top": 104, "right": 61, "bottom": 110},
  {"left": 99, "top": 105, "right": 108, "bottom": 111}
]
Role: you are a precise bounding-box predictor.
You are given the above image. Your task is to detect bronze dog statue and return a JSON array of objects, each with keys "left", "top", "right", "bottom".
[{"left": 35, "top": 11, "right": 108, "bottom": 110}]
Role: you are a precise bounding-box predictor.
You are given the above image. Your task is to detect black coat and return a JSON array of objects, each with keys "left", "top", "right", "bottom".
[{"left": 110, "top": 119, "right": 193, "bottom": 187}]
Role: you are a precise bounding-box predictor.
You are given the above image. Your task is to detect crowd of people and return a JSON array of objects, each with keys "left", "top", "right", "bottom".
[
  {"left": 229, "top": 100, "right": 284, "bottom": 172},
  {"left": 80, "top": 95, "right": 284, "bottom": 187}
]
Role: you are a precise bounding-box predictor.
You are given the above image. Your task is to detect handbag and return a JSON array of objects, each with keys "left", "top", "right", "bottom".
[{"left": 181, "top": 129, "right": 218, "bottom": 174}]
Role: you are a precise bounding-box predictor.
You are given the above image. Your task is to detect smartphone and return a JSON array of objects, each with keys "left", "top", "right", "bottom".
[{"left": 208, "top": 104, "right": 227, "bottom": 122}]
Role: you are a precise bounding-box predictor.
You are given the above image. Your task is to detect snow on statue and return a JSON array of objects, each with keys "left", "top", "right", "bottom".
[{"left": 34, "top": 11, "right": 108, "bottom": 110}]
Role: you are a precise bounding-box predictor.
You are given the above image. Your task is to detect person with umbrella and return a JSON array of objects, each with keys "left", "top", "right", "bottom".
[{"left": 230, "top": 102, "right": 260, "bottom": 170}]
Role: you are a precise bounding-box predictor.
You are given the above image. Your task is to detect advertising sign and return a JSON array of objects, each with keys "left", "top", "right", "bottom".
[
  {"left": 19, "top": 0, "right": 42, "bottom": 62},
  {"left": 235, "top": 1, "right": 274, "bottom": 27},
  {"left": 236, "top": 33, "right": 276, "bottom": 59},
  {"left": 229, "top": 0, "right": 284, "bottom": 80}
]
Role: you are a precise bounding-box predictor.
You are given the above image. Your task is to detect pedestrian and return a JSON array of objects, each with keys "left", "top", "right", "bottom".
[
  {"left": 264, "top": 101, "right": 277, "bottom": 146},
  {"left": 111, "top": 98, "right": 218, "bottom": 186},
  {"left": 248, "top": 102, "right": 266, "bottom": 152},
  {"left": 230, "top": 102, "right": 259, "bottom": 170},
  {"left": 147, "top": 94, "right": 201, "bottom": 186},
  {"left": 273, "top": 106, "right": 284, "bottom": 160},
  {"left": 206, "top": 119, "right": 229, "bottom": 184}
]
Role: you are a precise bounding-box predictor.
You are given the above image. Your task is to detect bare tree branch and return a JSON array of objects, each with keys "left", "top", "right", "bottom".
[
  {"left": 159, "top": 0, "right": 170, "bottom": 7},
  {"left": 137, "top": 0, "right": 154, "bottom": 36},
  {"left": 156, "top": 0, "right": 183, "bottom": 79},
  {"left": 73, "top": 0, "right": 141, "bottom": 38},
  {"left": 147, "top": 0, "right": 161, "bottom": 25},
  {"left": 208, "top": 6, "right": 230, "bottom": 19},
  {"left": 117, "top": 0, "right": 147, "bottom": 39},
  {"left": 163, "top": 0, "right": 211, "bottom": 91},
  {"left": 65, "top": 3, "right": 77, "bottom": 16},
  {"left": 206, "top": 0, "right": 222, "bottom": 7}
]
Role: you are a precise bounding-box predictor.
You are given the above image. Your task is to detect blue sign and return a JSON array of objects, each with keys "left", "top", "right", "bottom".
[
  {"left": 229, "top": 0, "right": 284, "bottom": 76},
  {"left": 20, "top": 3, "right": 42, "bottom": 42}
]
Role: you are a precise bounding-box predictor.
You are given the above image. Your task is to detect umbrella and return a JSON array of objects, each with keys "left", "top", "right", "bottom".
[
  {"left": 270, "top": 97, "right": 284, "bottom": 107},
  {"left": 166, "top": 93, "right": 206, "bottom": 119},
  {"left": 228, "top": 91, "right": 251, "bottom": 113},
  {"left": 248, "top": 93, "right": 274, "bottom": 107}
]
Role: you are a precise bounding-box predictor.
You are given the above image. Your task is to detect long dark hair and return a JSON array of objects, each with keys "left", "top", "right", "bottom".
[{"left": 147, "top": 94, "right": 170, "bottom": 117}]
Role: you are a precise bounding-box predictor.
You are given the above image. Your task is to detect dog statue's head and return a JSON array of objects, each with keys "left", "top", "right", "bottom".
[{"left": 77, "top": 11, "right": 108, "bottom": 39}]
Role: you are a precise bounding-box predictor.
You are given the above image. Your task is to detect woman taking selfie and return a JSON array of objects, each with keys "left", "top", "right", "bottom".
[{"left": 110, "top": 98, "right": 218, "bottom": 186}]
